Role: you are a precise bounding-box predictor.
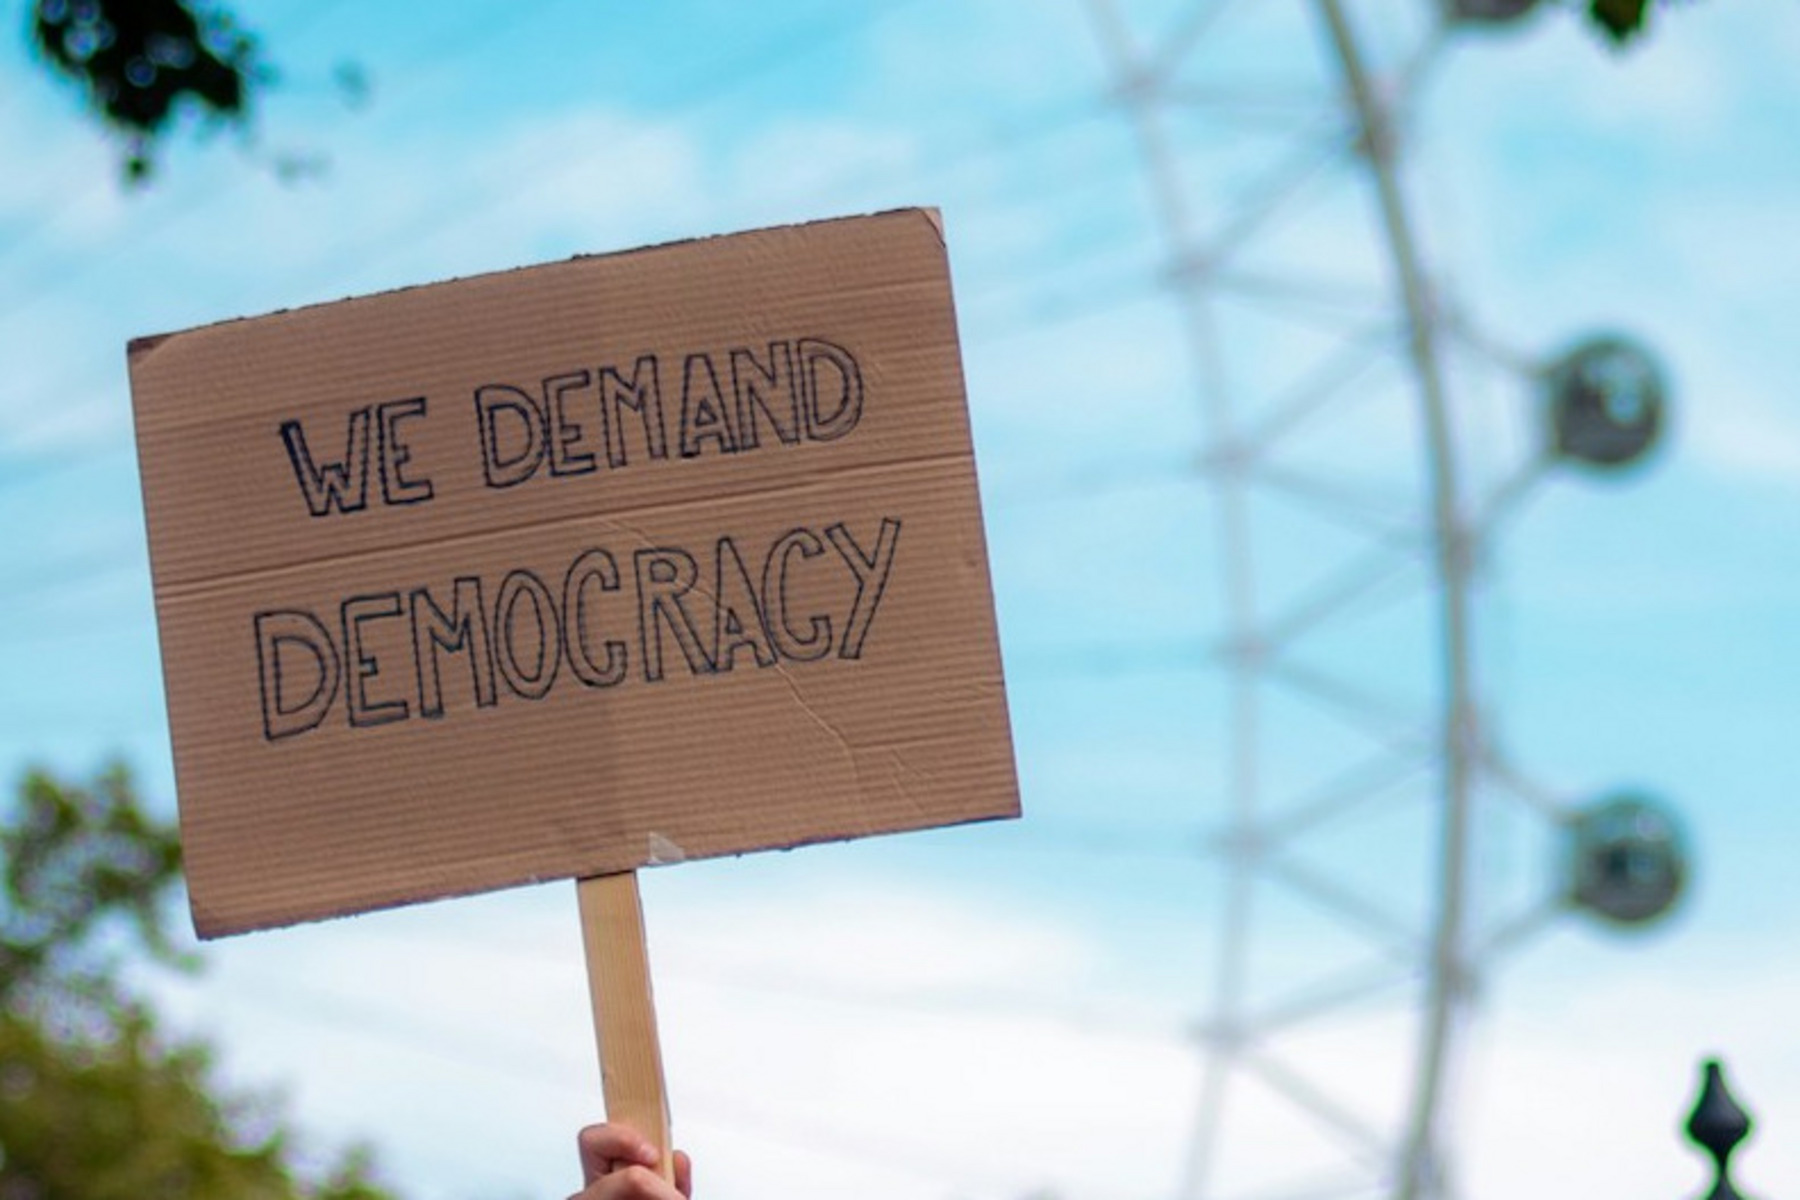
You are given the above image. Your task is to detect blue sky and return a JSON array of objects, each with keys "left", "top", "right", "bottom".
[{"left": 3, "top": 3, "right": 1799, "bottom": 1199}]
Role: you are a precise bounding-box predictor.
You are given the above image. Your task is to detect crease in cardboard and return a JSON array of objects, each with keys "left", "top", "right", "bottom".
[
  {"left": 156, "top": 451, "right": 974, "bottom": 597},
  {"left": 771, "top": 660, "right": 858, "bottom": 761},
  {"left": 882, "top": 749, "right": 932, "bottom": 820}
]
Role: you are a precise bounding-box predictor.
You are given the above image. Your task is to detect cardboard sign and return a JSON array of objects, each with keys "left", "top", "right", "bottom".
[{"left": 129, "top": 210, "right": 1018, "bottom": 938}]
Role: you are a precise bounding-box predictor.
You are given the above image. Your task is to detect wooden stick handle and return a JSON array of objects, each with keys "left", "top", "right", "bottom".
[{"left": 577, "top": 871, "right": 674, "bottom": 1183}]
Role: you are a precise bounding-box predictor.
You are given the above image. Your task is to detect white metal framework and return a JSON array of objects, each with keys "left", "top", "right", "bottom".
[{"left": 1082, "top": 3, "right": 1600, "bottom": 1198}]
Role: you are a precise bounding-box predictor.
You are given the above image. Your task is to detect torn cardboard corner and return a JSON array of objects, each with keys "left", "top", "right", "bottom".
[
  {"left": 645, "top": 834, "right": 687, "bottom": 866},
  {"left": 128, "top": 208, "right": 1020, "bottom": 938}
]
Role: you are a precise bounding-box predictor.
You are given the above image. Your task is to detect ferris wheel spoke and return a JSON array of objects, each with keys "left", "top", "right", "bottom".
[
  {"left": 1241, "top": 1046, "right": 1390, "bottom": 1161},
  {"left": 1209, "top": 268, "right": 1395, "bottom": 325},
  {"left": 1267, "top": 658, "right": 1429, "bottom": 753},
  {"left": 1256, "top": 534, "right": 1420, "bottom": 652},
  {"left": 1184, "top": 846, "right": 1265, "bottom": 1200},
  {"left": 1260, "top": 853, "right": 1423, "bottom": 955},
  {"left": 1441, "top": 305, "right": 1539, "bottom": 378},
  {"left": 1162, "top": 83, "right": 1333, "bottom": 130},
  {"left": 1200, "top": 748, "right": 1433, "bottom": 868},
  {"left": 1252, "top": 466, "right": 1421, "bottom": 541},
  {"left": 1181, "top": 129, "right": 1358, "bottom": 279},
  {"left": 1148, "top": 0, "right": 1244, "bottom": 82},
  {"left": 1086, "top": 0, "right": 1146, "bottom": 87},
  {"left": 1392, "top": 13, "right": 1452, "bottom": 113},
  {"left": 1470, "top": 455, "right": 1548, "bottom": 535},
  {"left": 1247, "top": 960, "right": 1417, "bottom": 1039},
  {"left": 1476, "top": 743, "right": 1567, "bottom": 821},
  {"left": 1260, "top": 747, "right": 1429, "bottom": 844},
  {"left": 1180, "top": 1035, "right": 1239, "bottom": 1200},
  {"left": 1238, "top": 323, "right": 1395, "bottom": 454},
  {"left": 1090, "top": 0, "right": 1212, "bottom": 262},
  {"left": 1478, "top": 894, "right": 1562, "bottom": 960}
]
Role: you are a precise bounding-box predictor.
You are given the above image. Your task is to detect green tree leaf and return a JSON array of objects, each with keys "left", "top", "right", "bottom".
[
  {"left": 0, "top": 765, "right": 403, "bottom": 1200},
  {"left": 27, "top": 0, "right": 264, "bottom": 181}
]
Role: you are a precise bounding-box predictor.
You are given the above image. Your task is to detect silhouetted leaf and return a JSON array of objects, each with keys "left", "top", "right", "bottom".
[
  {"left": 28, "top": 0, "right": 266, "bottom": 181},
  {"left": 1589, "top": 0, "right": 1649, "bottom": 42}
]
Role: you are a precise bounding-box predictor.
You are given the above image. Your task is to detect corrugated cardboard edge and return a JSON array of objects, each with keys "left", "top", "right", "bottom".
[
  {"left": 189, "top": 806, "right": 1023, "bottom": 938},
  {"left": 124, "top": 207, "right": 947, "bottom": 362}
]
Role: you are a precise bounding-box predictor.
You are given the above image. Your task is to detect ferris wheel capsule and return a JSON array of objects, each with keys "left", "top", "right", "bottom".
[
  {"left": 1565, "top": 792, "right": 1689, "bottom": 927},
  {"left": 1543, "top": 334, "right": 1669, "bottom": 470}
]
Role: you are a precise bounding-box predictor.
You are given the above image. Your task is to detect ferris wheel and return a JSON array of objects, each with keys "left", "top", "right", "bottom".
[{"left": 1081, "top": 2, "right": 1687, "bottom": 1199}]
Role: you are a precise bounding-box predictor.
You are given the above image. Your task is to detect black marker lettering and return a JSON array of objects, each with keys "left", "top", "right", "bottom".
[
  {"left": 545, "top": 370, "right": 598, "bottom": 478},
  {"left": 494, "top": 570, "right": 562, "bottom": 700},
  {"left": 826, "top": 518, "right": 901, "bottom": 659},
  {"left": 634, "top": 548, "right": 715, "bottom": 682},
  {"left": 410, "top": 578, "right": 496, "bottom": 719},
  {"left": 599, "top": 355, "right": 668, "bottom": 467},
  {"left": 281, "top": 407, "right": 372, "bottom": 516},
  {"left": 255, "top": 610, "right": 340, "bottom": 740},
  {"left": 679, "top": 352, "right": 738, "bottom": 458},
  {"left": 562, "top": 550, "right": 628, "bottom": 688},
  {"left": 342, "top": 593, "right": 410, "bottom": 727},
  {"left": 475, "top": 385, "right": 547, "bottom": 488},
  {"left": 377, "top": 397, "right": 435, "bottom": 506},
  {"left": 799, "top": 338, "right": 864, "bottom": 442},
  {"left": 730, "top": 341, "right": 800, "bottom": 450},
  {"left": 761, "top": 528, "right": 833, "bottom": 662},
  {"left": 713, "top": 535, "right": 777, "bottom": 671}
]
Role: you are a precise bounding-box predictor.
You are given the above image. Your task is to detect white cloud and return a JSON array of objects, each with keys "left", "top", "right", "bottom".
[
  {"left": 148, "top": 877, "right": 1165, "bottom": 1200},
  {"left": 145, "top": 873, "right": 1800, "bottom": 1200},
  {"left": 1467, "top": 952, "right": 1800, "bottom": 1199},
  {"left": 1679, "top": 368, "right": 1800, "bottom": 484}
]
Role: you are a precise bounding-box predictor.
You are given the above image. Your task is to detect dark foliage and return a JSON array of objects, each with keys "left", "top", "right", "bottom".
[
  {"left": 1586, "top": 0, "right": 1706, "bottom": 45},
  {"left": 1589, "top": 0, "right": 1651, "bottom": 42},
  {"left": 0, "top": 765, "right": 401, "bottom": 1199},
  {"left": 28, "top": 0, "right": 264, "bottom": 181},
  {"left": 0, "top": 763, "right": 186, "bottom": 1009}
]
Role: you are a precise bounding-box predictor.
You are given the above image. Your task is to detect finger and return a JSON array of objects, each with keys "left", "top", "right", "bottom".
[
  {"left": 673, "top": 1149, "right": 694, "bottom": 1198},
  {"left": 577, "top": 1123, "right": 662, "bottom": 1185},
  {"left": 569, "top": 1163, "right": 681, "bottom": 1200}
]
